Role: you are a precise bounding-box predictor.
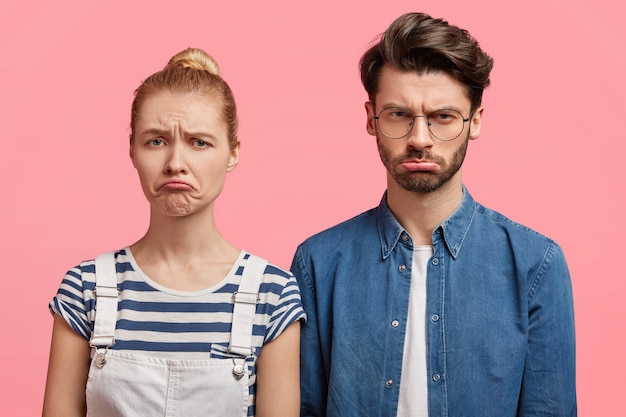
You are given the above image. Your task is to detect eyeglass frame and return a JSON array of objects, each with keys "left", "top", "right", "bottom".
[{"left": 373, "top": 106, "right": 471, "bottom": 141}]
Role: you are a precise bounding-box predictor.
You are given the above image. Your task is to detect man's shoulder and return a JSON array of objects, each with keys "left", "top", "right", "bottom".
[
  {"left": 471, "top": 201, "right": 559, "bottom": 248},
  {"left": 475, "top": 203, "right": 543, "bottom": 234},
  {"left": 299, "top": 206, "right": 379, "bottom": 247}
]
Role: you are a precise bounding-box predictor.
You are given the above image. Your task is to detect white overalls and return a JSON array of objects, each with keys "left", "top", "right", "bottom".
[{"left": 86, "top": 252, "right": 267, "bottom": 417}]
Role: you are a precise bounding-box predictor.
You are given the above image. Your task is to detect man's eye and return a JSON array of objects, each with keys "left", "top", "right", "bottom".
[
  {"left": 383, "top": 108, "right": 412, "bottom": 120},
  {"left": 193, "top": 139, "right": 209, "bottom": 148},
  {"left": 431, "top": 111, "right": 458, "bottom": 124},
  {"left": 149, "top": 138, "right": 164, "bottom": 146}
]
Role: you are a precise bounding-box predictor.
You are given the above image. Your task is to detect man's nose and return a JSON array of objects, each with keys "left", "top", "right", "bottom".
[{"left": 405, "top": 116, "right": 434, "bottom": 149}]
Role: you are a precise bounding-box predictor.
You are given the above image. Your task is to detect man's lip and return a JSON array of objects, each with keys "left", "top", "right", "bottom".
[
  {"left": 159, "top": 180, "right": 194, "bottom": 191},
  {"left": 400, "top": 160, "right": 439, "bottom": 171}
]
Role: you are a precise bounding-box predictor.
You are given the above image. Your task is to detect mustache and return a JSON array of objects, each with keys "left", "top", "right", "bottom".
[{"left": 394, "top": 150, "right": 443, "bottom": 164}]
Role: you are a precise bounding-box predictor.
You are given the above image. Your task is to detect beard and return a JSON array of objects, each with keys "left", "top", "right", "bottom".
[{"left": 377, "top": 136, "right": 469, "bottom": 193}]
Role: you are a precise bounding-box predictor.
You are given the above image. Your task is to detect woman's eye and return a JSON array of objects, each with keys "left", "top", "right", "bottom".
[
  {"left": 193, "top": 139, "right": 209, "bottom": 148},
  {"left": 149, "top": 138, "right": 164, "bottom": 146}
]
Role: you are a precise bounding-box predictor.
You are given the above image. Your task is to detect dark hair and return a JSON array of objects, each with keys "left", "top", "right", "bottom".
[
  {"left": 360, "top": 12, "right": 494, "bottom": 112},
  {"left": 130, "top": 48, "right": 238, "bottom": 149}
]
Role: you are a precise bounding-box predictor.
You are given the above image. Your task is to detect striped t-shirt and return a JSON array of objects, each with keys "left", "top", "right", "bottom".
[{"left": 49, "top": 247, "right": 306, "bottom": 415}]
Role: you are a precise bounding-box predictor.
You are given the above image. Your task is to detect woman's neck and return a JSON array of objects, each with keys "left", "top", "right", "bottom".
[
  {"left": 131, "top": 207, "right": 238, "bottom": 264},
  {"left": 129, "top": 208, "right": 241, "bottom": 291}
]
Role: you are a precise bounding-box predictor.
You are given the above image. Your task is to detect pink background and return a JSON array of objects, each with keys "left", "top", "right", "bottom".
[{"left": 1, "top": 0, "right": 623, "bottom": 415}]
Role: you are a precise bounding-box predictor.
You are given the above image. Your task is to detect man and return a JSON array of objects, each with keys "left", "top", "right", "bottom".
[{"left": 291, "top": 12, "right": 576, "bottom": 417}]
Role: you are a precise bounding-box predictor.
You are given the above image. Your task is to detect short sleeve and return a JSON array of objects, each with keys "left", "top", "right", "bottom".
[
  {"left": 48, "top": 261, "right": 97, "bottom": 340},
  {"left": 262, "top": 264, "right": 306, "bottom": 343}
]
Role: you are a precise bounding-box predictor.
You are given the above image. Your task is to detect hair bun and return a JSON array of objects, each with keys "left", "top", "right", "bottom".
[{"left": 167, "top": 48, "right": 220, "bottom": 75}]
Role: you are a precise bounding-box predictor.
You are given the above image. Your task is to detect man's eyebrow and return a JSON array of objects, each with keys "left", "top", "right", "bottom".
[{"left": 379, "top": 103, "right": 467, "bottom": 114}]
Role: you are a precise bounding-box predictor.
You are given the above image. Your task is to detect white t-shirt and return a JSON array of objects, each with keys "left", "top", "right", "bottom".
[{"left": 397, "top": 245, "right": 433, "bottom": 417}]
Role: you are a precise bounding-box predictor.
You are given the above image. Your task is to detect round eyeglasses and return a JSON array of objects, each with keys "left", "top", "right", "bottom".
[{"left": 373, "top": 107, "right": 470, "bottom": 141}]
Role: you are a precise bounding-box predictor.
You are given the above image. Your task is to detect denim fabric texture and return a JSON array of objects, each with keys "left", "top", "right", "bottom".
[{"left": 291, "top": 187, "right": 576, "bottom": 417}]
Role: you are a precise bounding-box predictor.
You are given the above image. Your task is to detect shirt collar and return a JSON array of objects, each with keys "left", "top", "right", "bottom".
[
  {"left": 376, "top": 186, "right": 477, "bottom": 260},
  {"left": 376, "top": 192, "right": 407, "bottom": 259},
  {"left": 438, "top": 186, "right": 477, "bottom": 259}
]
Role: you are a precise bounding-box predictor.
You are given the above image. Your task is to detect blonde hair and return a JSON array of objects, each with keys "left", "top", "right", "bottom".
[{"left": 130, "top": 48, "right": 238, "bottom": 149}]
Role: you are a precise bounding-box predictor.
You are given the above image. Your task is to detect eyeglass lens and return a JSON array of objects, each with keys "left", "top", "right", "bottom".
[{"left": 377, "top": 107, "right": 466, "bottom": 140}]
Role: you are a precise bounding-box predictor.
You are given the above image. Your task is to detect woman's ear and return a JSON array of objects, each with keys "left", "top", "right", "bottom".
[
  {"left": 129, "top": 145, "right": 137, "bottom": 168},
  {"left": 227, "top": 141, "right": 240, "bottom": 172}
]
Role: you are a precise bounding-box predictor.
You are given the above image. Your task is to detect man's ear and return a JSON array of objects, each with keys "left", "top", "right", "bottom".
[
  {"left": 468, "top": 106, "right": 483, "bottom": 140},
  {"left": 365, "top": 101, "right": 376, "bottom": 136}
]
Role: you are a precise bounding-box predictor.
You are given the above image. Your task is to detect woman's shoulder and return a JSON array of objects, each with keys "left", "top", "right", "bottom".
[
  {"left": 237, "top": 251, "right": 291, "bottom": 277},
  {"left": 60, "top": 247, "right": 134, "bottom": 286}
]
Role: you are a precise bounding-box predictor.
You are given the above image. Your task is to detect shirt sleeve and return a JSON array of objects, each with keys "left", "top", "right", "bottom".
[
  {"left": 263, "top": 266, "right": 306, "bottom": 344},
  {"left": 291, "top": 245, "right": 327, "bottom": 417},
  {"left": 48, "top": 262, "right": 95, "bottom": 341},
  {"left": 518, "top": 242, "right": 577, "bottom": 416}
]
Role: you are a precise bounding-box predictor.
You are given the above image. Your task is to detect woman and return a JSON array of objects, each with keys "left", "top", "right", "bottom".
[{"left": 42, "top": 48, "right": 305, "bottom": 417}]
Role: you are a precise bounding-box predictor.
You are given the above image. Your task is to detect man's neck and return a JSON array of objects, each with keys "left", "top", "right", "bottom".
[{"left": 385, "top": 175, "right": 464, "bottom": 246}]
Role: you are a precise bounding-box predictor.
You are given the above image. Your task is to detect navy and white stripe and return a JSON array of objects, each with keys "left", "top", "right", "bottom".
[{"left": 50, "top": 247, "right": 305, "bottom": 415}]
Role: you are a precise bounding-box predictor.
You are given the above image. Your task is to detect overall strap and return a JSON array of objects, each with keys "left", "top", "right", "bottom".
[
  {"left": 89, "top": 252, "right": 119, "bottom": 367},
  {"left": 228, "top": 254, "right": 268, "bottom": 357}
]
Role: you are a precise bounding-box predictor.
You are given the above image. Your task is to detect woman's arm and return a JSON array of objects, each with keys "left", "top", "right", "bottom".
[
  {"left": 42, "top": 313, "right": 91, "bottom": 417},
  {"left": 254, "top": 321, "right": 301, "bottom": 417}
]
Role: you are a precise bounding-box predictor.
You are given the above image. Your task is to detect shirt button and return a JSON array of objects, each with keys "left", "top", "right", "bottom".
[
  {"left": 432, "top": 374, "right": 441, "bottom": 382},
  {"left": 431, "top": 258, "right": 439, "bottom": 265},
  {"left": 385, "top": 379, "right": 393, "bottom": 387},
  {"left": 431, "top": 314, "right": 439, "bottom": 322},
  {"left": 401, "top": 234, "right": 408, "bottom": 241},
  {"left": 391, "top": 320, "right": 399, "bottom": 328},
  {"left": 398, "top": 264, "right": 406, "bottom": 271}
]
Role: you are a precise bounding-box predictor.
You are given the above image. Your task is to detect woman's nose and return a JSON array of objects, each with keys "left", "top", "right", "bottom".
[{"left": 165, "top": 145, "right": 188, "bottom": 174}]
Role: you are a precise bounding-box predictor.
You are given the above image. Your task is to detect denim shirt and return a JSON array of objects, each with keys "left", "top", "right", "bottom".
[{"left": 291, "top": 188, "right": 576, "bottom": 417}]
